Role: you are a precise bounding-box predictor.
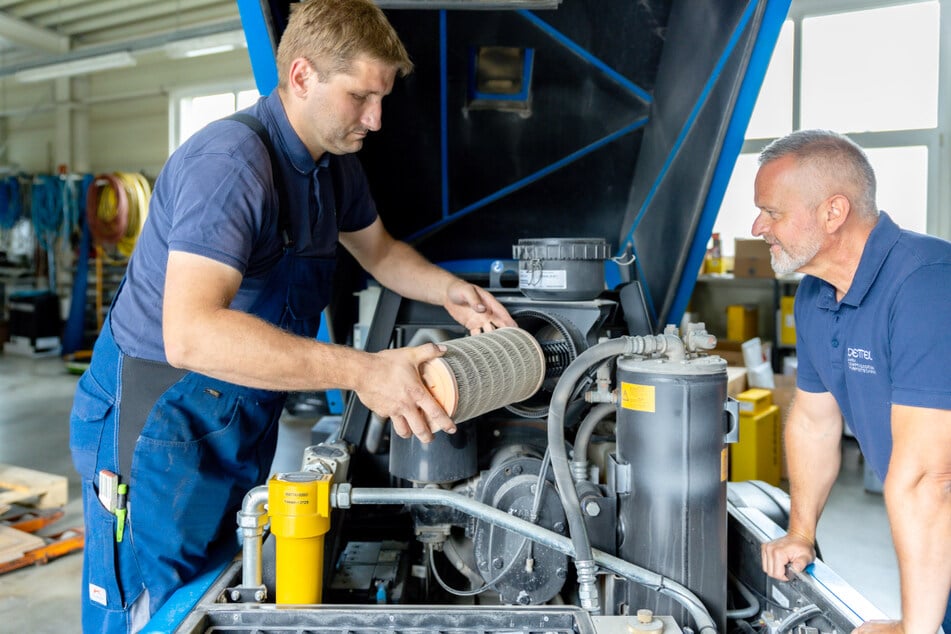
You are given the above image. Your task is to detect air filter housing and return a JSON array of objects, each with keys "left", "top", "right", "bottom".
[
  {"left": 513, "top": 237, "right": 609, "bottom": 301},
  {"left": 420, "top": 327, "right": 546, "bottom": 424}
]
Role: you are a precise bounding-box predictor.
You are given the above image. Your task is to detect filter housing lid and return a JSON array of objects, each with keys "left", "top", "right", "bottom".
[
  {"left": 617, "top": 354, "right": 727, "bottom": 376},
  {"left": 512, "top": 237, "right": 610, "bottom": 260}
]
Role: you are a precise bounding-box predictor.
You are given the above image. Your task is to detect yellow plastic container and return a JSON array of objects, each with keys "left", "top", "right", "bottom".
[
  {"left": 736, "top": 388, "right": 773, "bottom": 415},
  {"left": 730, "top": 403, "right": 781, "bottom": 485},
  {"left": 726, "top": 304, "right": 758, "bottom": 342},
  {"left": 779, "top": 296, "right": 796, "bottom": 346}
]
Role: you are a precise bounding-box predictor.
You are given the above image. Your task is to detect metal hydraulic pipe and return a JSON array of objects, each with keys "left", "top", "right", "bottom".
[
  {"left": 335, "top": 485, "right": 716, "bottom": 634},
  {"left": 236, "top": 485, "right": 269, "bottom": 592}
]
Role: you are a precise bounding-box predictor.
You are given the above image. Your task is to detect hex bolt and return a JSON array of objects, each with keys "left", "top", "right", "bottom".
[
  {"left": 584, "top": 500, "right": 601, "bottom": 517},
  {"left": 493, "top": 557, "right": 505, "bottom": 569},
  {"left": 553, "top": 521, "right": 565, "bottom": 533},
  {"left": 230, "top": 590, "right": 241, "bottom": 602},
  {"left": 254, "top": 590, "right": 265, "bottom": 602}
]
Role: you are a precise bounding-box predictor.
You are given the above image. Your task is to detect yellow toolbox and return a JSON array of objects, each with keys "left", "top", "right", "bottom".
[
  {"left": 735, "top": 388, "right": 772, "bottom": 415},
  {"left": 779, "top": 296, "right": 796, "bottom": 346},
  {"left": 730, "top": 390, "right": 782, "bottom": 485},
  {"left": 726, "top": 304, "right": 758, "bottom": 342}
]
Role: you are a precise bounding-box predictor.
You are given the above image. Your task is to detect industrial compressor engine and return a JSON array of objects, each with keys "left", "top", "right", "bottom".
[
  {"left": 215, "top": 239, "right": 881, "bottom": 634},
  {"left": 224, "top": 239, "right": 738, "bottom": 633}
]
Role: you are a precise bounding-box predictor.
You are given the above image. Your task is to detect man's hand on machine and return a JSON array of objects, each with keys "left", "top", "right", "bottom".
[
  {"left": 443, "top": 279, "right": 516, "bottom": 335},
  {"left": 355, "top": 343, "right": 457, "bottom": 444},
  {"left": 761, "top": 530, "right": 816, "bottom": 580},
  {"left": 851, "top": 620, "right": 904, "bottom": 634}
]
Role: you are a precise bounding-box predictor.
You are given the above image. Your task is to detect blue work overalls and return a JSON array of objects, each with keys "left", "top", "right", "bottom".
[{"left": 69, "top": 116, "right": 337, "bottom": 633}]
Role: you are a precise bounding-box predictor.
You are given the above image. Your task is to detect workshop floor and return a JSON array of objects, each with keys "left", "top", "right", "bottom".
[{"left": 0, "top": 354, "right": 901, "bottom": 632}]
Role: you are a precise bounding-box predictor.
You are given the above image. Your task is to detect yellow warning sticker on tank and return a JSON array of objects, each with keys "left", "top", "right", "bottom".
[{"left": 620, "top": 382, "right": 655, "bottom": 412}]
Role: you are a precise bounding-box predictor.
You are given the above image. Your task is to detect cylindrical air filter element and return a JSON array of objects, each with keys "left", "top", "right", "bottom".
[
  {"left": 614, "top": 354, "right": 729, "bottom": 632},
  {"left": 420, "top": 327, "right": 546, "bottom": 425},
  {"left": 268, "top": 472, "right": 332, "bottom": 605}
]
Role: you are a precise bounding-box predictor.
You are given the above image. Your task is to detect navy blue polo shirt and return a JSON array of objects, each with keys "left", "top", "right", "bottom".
[
  {"left": 111, "top": 89, "right": 378, "bottom": 362},
  {"left": 795, "top": 212, "right": 951, "bottom": 480}
]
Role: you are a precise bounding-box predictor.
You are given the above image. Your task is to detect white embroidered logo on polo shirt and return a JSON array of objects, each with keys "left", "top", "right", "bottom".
[{"left": 847, "top": 347, "right": 877, "bottom": 375}]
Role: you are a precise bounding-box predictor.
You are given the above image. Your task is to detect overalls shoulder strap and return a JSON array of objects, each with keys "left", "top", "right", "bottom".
[{"left": 226, "top": 113, "right": 294, "bottom": 248}]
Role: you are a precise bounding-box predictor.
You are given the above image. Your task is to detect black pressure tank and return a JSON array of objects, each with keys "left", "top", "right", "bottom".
[{"left": 614, "top": 353, "right": 734, "bottom": 632}]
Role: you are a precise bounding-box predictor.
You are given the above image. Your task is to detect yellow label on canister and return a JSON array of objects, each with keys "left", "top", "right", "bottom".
[
  {"left": 721, "top": 448, "right": 729, "bottom": 482},
  {"left": 620, "top": 382, "right": 655, "bottom": 412}
]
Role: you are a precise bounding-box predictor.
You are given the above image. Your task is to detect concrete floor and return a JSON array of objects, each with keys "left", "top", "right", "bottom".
[{"left": 0, "top": 354, "right": 901, "bottom": 632}]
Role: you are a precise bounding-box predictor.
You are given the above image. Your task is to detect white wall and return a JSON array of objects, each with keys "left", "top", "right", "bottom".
[{"left": 0, "top": 48, "right": 254, "bottom": 177}]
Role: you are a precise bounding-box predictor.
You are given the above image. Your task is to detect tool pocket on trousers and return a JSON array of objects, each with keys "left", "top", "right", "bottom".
[
  {"left": 82, "top": 479, "right": 142, "bottom": 611},
  {"left": 70, "top": 372, "right": 114, "bottom": 479},
  {"left": 139, "top": 373, "right": 242, "bottom": 445}
]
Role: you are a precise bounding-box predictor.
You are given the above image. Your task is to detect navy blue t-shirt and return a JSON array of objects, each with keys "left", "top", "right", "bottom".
[
  {"left": 111, "top": 90, "right": 378, "bottom": 361},
  {"left": 795, "top": 212, "right": 951, "bottom": 480}
]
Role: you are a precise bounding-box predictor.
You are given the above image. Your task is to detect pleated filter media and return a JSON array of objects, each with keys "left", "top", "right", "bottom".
[{"left": 420, "top": 327, "right": 546, "bottom": 424}]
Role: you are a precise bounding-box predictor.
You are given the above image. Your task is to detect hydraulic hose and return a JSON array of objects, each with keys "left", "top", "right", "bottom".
[
  {"left": 571, "top": 403, "right": 615, "bottom": 482},
  {"left": 726, "top": 573, "right": 760, "bottom": 620},
  {"left": 335, "top": 485, "right": 717, "bottom": 634}
]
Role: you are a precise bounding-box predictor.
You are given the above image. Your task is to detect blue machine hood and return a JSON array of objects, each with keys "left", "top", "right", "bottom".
[{"left": 237, "top": 0, "right": 789, "bottom": 332}]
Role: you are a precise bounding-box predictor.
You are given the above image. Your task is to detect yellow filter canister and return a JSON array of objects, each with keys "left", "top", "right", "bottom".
[{"left": 268, "top": 472, "right": 333, "bottom": 604}]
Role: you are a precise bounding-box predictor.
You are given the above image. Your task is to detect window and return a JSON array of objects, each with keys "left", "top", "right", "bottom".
[
  {"left": 170, "top": 87, "right": 260, "bottom": 151},
  {"left": 801, "top": 3, "right": 939, "bottom": 132},
  {"left": 714, "top": 0, "right": 944, "bottom": 256}
]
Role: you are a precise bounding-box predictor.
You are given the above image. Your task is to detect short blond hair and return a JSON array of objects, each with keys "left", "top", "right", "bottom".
[{"left": 276, "top": 0, "right": 413, "bottom": 87}]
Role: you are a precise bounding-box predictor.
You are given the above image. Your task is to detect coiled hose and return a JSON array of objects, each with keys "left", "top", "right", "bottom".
[
  {"left": 86, "top": 171, "right": 151, "bottom": 256},
  {"left": 86, "top": 172, "right": 151, "bottom": 328}
]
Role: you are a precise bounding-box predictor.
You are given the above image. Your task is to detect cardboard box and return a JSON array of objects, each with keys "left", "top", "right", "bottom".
[
  {"left": 726, "top": 367, "right": 748, "bottom": 398},
  {"left": 726, "top": 304, "right": 758, "bottom": 342},
  {"left": 771, "top": 373, "right": 797, "bottom": 481},
  {"left": 771, "top": 373, "right": 796, "bottom": 420},
  {"left": 734, "top": 239, "right": 774, "bottom": 278}
]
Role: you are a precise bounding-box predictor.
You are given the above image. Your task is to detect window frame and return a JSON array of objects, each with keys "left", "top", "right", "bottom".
[
  {"left": 168, "top": 81, "right": 258, "bottom": 154},
  {"left": 740, "top": 0, "right": 950, "bottom": 240}
]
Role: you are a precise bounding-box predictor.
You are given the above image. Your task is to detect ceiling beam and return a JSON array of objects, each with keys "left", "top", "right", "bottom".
[{"left": 0, "top": 10, "right": 68, "bottom": 53}]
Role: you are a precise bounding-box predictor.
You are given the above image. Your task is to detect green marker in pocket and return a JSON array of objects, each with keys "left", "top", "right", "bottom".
[{"left": 115, "top": 483, "right": 128, "bottom": 543}]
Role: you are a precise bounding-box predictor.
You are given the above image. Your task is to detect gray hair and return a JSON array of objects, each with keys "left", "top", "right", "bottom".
[{"left": 759, "top": 129, "right": 878, "bottom": 219}]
